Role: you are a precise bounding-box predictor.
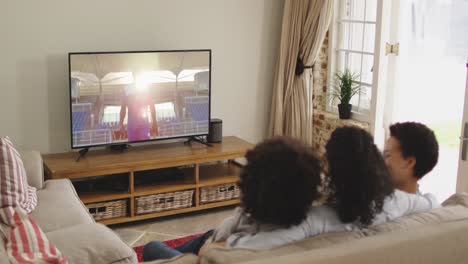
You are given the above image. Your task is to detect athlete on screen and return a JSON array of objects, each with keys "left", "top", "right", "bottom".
[{"left": 119, "top": 72, "right": 158, "bottom": 141}]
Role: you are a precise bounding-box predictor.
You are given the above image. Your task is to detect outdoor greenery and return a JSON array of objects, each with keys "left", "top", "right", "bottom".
[{"left": 330, "top": 68, "right": 361, "bottom": 105}]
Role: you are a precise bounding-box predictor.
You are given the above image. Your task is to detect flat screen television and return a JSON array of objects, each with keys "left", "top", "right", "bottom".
[{"left": 68, "top": 49, "right": 211, "bottom": 149}]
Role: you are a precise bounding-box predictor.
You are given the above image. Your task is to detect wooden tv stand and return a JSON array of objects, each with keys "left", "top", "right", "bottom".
[{"left": 42, "top": 136, "right": 253, "bottom": 225}]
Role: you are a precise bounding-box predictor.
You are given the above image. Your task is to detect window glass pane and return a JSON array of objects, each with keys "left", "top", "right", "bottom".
[
  {"left": 335, "top": 51, "right": 347, "bottom": 74},
  {"left": 349, "top": 91, "right": 360, "bottom": 106},
  {"left": 338, "top": 21, "right": 349, "bottom": 49},
  {"left": 365, "top": 0, "right": 378, "bottom": 22},
  {"left": 335, "top": 53, "right": 373, "bottom": 95},
  {"left": 339, "top": 22, "right": 365, "bottom": 51},
  {"left": 349, "top": 86, "right": 371, "bottom": 112},
  {"left": 359, "top": 54, "right": 374, "bottom": 84},
  {"left": 341, "top": 52, "right": 362, "bottom": 77},
  {"left": 334, "top": 50, "right": 346, "bottom": 74},
  {"left": 341, "top": 0, "right": 366, "bottom": 20},
  {"left": 358, "top": 86, "right": 372, "bottom": 110},
  {"left": 363, "top": 24, "right": 376, "bottom": 53}
]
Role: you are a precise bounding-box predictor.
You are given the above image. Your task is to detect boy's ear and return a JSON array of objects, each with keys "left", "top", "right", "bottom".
[{"left": 405, "top": 156, "right": 416, "bottom": 170}]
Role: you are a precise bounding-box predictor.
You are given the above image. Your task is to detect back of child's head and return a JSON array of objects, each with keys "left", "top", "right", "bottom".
[
  {"left": 239, "top": 137, "right": 321, "bottom": 227},
  {"left": 325, "top": 126, "right": 394, "bottom": 226}
]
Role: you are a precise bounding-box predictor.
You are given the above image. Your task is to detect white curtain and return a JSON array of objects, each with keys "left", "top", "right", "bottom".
[{"left": 269, "top": 0, "right": 333, "bottom": 144}]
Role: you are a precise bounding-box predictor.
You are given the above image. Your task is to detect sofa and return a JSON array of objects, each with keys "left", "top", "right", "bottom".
[
  {"left": 3, "top": 150, "right": 468, "bottom": 264},
  {"left": 0, "top": 150, "right": 196, "bottom": 264},
  {"left": 154, "top": 193, "right": 468, "bottom": 264},
  {"left": 0, "top": 150, "right": 138, "bottom": 264}
]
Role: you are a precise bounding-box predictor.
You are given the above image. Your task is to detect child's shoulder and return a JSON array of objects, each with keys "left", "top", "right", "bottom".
[{"left": 305, "top": 205, "right": 340, "bottom": 221}]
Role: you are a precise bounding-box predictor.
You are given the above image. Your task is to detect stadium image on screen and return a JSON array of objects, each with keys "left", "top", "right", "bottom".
[{"left": 69, "top": 50, "right": 211, "bottom": 148}]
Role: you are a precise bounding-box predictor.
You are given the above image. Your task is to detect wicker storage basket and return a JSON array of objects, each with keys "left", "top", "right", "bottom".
[
  {"left": 135, "top": 190, "right": 194, "bottom": 215},
  {"left": 86, "top": 199, "right": 128, "bottom": 221},
  {"left": 200, "top": 183, "right": 240, "bottom": 204}
]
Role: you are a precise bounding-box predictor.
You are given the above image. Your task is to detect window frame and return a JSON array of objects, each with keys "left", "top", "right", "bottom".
[{"left": 326, "top": 0, "right": 379, "bottom": 123}]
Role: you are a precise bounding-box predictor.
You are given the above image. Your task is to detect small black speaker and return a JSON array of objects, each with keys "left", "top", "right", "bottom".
[{"left": 208, "top": 118, "right": 223, "bottom": 143}]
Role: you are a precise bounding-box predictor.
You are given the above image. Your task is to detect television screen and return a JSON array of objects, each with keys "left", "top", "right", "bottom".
[{"left": 69, "top": 50, "right": 211, "bottom": 149}]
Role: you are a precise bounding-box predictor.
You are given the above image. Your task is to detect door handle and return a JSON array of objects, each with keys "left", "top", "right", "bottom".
[{"left": 461, "top": 123, "right": 468, "bottom": 161}]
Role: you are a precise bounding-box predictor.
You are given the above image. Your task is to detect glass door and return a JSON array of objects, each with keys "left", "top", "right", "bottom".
[
  {"left": 385, "top": 0, "right": 468, "bottom": 201},
  {"left": 457, "top": 62, "right": 468, "bottom": 193}
]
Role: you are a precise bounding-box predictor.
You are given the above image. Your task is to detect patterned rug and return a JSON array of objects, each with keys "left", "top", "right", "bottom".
[{"left": 133, "top": 233, "right": 202, "bottom": 262}]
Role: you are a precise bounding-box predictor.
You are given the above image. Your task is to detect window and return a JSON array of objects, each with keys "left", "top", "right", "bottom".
[{"left": 328, "top": 0, "right": 378, "bottom": 120}]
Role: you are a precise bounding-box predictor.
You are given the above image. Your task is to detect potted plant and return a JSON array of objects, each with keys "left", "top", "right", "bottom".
[{"left": 330, "top": 68, "right": 361, "bottom": 119}]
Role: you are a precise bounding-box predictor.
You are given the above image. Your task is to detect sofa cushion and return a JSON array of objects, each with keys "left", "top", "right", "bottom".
[
  {"left": 241, "top": 220, "right": 468, "bottom": 264},
  {"left": 0, "top": 136, "right": 37, "bottom": 213},
  {"left": 366, "top": 192, "right": 468, "bottom": 234},
  {"left": 19, "top": 150, "right": 44, "bottom": 190},
  {"left": 442, "top": 192, "right": 468, "bottom": 207},
  {"left": 1, "top": 207, "right": 67, "bottom": 264},
  {"left": 31, "top": 179, "right": 94, "bottom": 233},
  {"left": 200, "top": 231, "right": 364, "bottom": 264},
  {"left": 46, "top": 223, "right": 137, "bottom": 264}
]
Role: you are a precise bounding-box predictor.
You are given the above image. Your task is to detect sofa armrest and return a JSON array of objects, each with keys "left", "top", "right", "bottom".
[
  {"left": 46, "top": 223, "right": 137, "bottom": 264},
  {"left": 19, "top": 150, "right": 44, "bottom": 190}
]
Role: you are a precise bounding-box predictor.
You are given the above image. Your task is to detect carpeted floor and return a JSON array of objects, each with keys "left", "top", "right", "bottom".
[{"left": 133, "top": 233, "right": 202, "bottom": 262}]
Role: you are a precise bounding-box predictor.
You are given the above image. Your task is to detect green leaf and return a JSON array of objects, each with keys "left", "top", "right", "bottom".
[{"left": 330, "top": 68, "right": 361, "bottom": 104}]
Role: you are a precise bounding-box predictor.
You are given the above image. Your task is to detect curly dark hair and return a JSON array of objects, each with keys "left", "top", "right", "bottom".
[
  {"left": 326, "top": 126, "right": 394, "bottom": 226},
  {"left": 239, "top": 137, "right": 321, "bottom": 227},
  {"left": 389, "top": 122, "right": 439, "bottom": 179}
]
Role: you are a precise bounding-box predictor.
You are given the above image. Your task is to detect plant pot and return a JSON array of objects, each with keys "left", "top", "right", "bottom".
[{"left": 338, "top": 103, "right": 352, "bottom": 119}]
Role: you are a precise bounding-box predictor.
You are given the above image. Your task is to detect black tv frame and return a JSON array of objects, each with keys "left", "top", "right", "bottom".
[{"left": 68, "top": 49, "right": 212, "bottom": 150}]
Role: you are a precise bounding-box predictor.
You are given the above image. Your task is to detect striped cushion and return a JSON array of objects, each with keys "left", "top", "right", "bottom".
[
  {"left": 0, "top": 207, "right": 67, "bottom": 264},
  {"left": 0, "top": 137, "right": 37, "bottom": 213}
]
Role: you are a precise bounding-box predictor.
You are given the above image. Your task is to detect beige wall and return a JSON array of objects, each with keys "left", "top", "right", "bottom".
[{"left": 0, "top": 0, "right": 283, "bottom": 153}]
